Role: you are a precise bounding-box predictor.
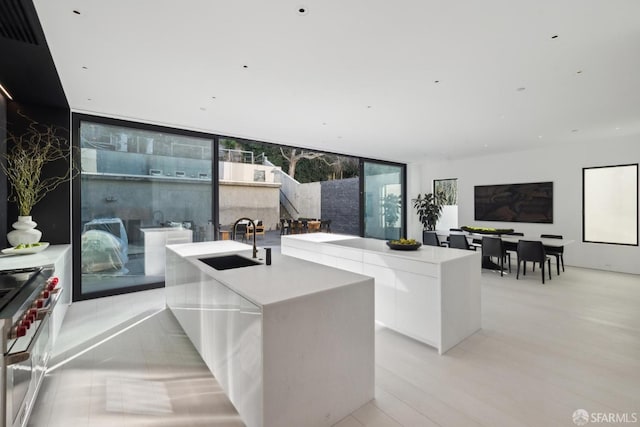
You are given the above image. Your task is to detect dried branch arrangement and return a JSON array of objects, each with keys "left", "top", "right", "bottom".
[{"left": 1, "top": 112, "right": 78, "bottom": 216}]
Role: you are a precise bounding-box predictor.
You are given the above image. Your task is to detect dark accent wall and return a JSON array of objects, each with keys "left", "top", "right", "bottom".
[
  {"left": 0, "top": 95, "right": 7, "bottom": 240},
  {"left": 321, "top": 177, "right": 359, "bottom": 235},
  {"left": 1, "top": 0, "right": 71, "bottom": 246},
  {"left": 6, "top": 102, "right": 71, "bottom": 245}
]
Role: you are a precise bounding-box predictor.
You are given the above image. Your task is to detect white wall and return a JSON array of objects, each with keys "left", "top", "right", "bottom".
[
  {"left": 219, "top": 161, "right": 281, "bottom": 183},
  {"left": 219, "top": 182, "right": 280, "bottom": 231},
  {"left": 407, "top": 137, "right": 639, "bottom": 274},
  {"left": 296, "top": 182, "right": 321, "bottom": 219}
]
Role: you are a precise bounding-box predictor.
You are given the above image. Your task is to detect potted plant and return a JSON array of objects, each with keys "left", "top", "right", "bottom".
[
  {"left": 412, "top": 192, "right": 444, "bottom": 232},
  {"left": 1, "top": 112, "right": 77, "bottom": 246}
]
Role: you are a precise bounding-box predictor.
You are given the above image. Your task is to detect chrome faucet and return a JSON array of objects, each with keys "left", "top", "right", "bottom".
[{"left": 233, "top": 217, "right": 258, "bottom": 258}]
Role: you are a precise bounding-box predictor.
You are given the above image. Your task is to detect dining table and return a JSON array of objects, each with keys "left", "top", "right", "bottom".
[
  {"left": 481, "top": 234, "right": 574, "bottom": 247},
  {"left": 436, "top": 230, "right": 574, "bottom": 272},
  {"left": 437, "top": 231, "right": 574, "bottom": 247}
]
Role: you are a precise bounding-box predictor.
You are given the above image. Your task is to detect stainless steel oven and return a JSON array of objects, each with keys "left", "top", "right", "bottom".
[{"left": 0, "top": 267, "right": 61, "bottom": 427}]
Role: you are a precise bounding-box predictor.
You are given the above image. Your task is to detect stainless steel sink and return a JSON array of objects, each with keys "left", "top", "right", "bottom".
[{"left": 199, "top": 254, "right": 262, "bottom": 270}]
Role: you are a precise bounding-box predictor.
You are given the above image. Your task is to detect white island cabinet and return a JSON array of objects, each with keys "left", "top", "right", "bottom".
[
  {"left": 141, "top": 227, "right": 192, "bottom": 276},
  {"left": 282, "top": 234, "right": 482, "bottom": 354},
  {"left": 165, "top": 241, "right": 374, "bottom": 427}
]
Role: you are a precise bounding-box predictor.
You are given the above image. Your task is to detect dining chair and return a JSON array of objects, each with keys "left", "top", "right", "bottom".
[
  {"left": 540, "top": 234, "right": 564, "bottom": 275},
  {"left": 444, "top": 228, "right": 463, "bottom": 247},
  {"left": 422, "top": 231, "right": 444, "bottom": 247},
  {"left": 448, "top": 234, "right": 477, "bottom": 251},
  {"left": 516, "top": 240, "right": 551, "bottom": 284},
  {"left": 481, "top": 236, "right": 511, "bottom": 276}
]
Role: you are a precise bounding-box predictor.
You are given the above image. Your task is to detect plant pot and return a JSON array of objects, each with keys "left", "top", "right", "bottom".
[{"left": 7, "top": 216, "right": 42, "bottom": 247}]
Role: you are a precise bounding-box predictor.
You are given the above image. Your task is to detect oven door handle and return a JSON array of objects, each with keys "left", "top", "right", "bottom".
[{"left": 4, "top": 289, "right": 62, "bottom": 366}]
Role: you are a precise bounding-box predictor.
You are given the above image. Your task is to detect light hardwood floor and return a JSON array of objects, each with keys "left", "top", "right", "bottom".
[{"left": 29, "top": 266, "right": 640, "bottom": 427}]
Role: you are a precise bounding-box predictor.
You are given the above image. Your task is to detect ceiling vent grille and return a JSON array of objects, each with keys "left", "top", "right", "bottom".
[{"left": 0, "top": 0, "right": 39, "bottom": 45}]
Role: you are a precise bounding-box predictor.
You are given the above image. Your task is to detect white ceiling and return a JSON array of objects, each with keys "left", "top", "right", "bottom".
[{"left": 33, "top": 0, "right": 640, "bottom": 163}]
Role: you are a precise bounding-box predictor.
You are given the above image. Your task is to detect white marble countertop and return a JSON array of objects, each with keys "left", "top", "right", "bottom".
[
  {"left": 141, "top": 227, "right": 192, "bottom": 232},
  {"left": 0, "top": 244, "right": 71, "bottom": 270},
  {"left": 283, "top": 233, "right": 356, "bottom": 244},
  {"left": 285, "top": 234, "right": 478, "bottom": 264},
  {"left": 167, "top": 241, "right": 373, "bottom": 307}
]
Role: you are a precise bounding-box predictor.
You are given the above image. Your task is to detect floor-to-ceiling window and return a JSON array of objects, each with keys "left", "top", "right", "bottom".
[
  {"left": 72, "top": 115, "right": 405, "bottom": 301},
  {"left": 73, "top": 115, "right": 214, "bottom": 300},
  {"left": 363, "top": 161, "right": 406, "bottom": 240},
  {"left": 218, "top": 137, "right": 361, "bottom": 238}
]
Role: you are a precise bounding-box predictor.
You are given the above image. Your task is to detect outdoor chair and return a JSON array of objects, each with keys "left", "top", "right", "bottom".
[
  {"left": 233, "top": 223, "right": 247, "bottom": 242},
  {"left": 280, "top": 218, "right": 290, "bottom": 235},
  {"left": 320, "top": 219, "right": 332, "bottom": 233}
]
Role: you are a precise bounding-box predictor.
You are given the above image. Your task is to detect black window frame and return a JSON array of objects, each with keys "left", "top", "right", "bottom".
[
  {"left": 72, "top": 113, "right": 406, "bottom": 301},
  {"left": 72, "top": 113, "right": 218, "bottom": 302}
]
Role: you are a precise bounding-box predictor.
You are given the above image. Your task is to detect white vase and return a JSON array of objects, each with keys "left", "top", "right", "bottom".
[{"left": 7, "top": 216, "right": 43, "bottom": 247}]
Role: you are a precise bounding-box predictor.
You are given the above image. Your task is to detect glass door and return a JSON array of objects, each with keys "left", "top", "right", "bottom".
[
  {"left": 74, "top": 116, "right": 214, "bottom": 299},
  {"left": 362, "top": 161, "right": 405, "bottom": 240}
]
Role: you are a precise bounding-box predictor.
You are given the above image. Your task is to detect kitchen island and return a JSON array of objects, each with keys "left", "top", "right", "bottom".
[
  {"left": 282, "top": 234, "right": 482, "bottom": 354},
  {"left": 165, "top": 241, "right": 374, "bottom": 427}
]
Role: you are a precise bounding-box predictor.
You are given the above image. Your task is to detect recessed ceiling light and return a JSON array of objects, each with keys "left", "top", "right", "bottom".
[
  {"left": 73, "top": 10, "right": 81, "bottom": 15},
  {"left": 297, "top": 6, "right": 308, "bottom": 15},
  {"left": 516, "top": 87, "right": 526, "bottom": 92}
]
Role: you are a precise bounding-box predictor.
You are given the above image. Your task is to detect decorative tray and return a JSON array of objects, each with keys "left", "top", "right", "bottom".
[
  {"left": 460, "top": 226, "right": 514, "bottom": 235},
  {"left": 1, "top": 242, "right": 50, "bottom": 255},
  {"left": 386, "top": 241, "right": 422, "bottom": 251}
]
